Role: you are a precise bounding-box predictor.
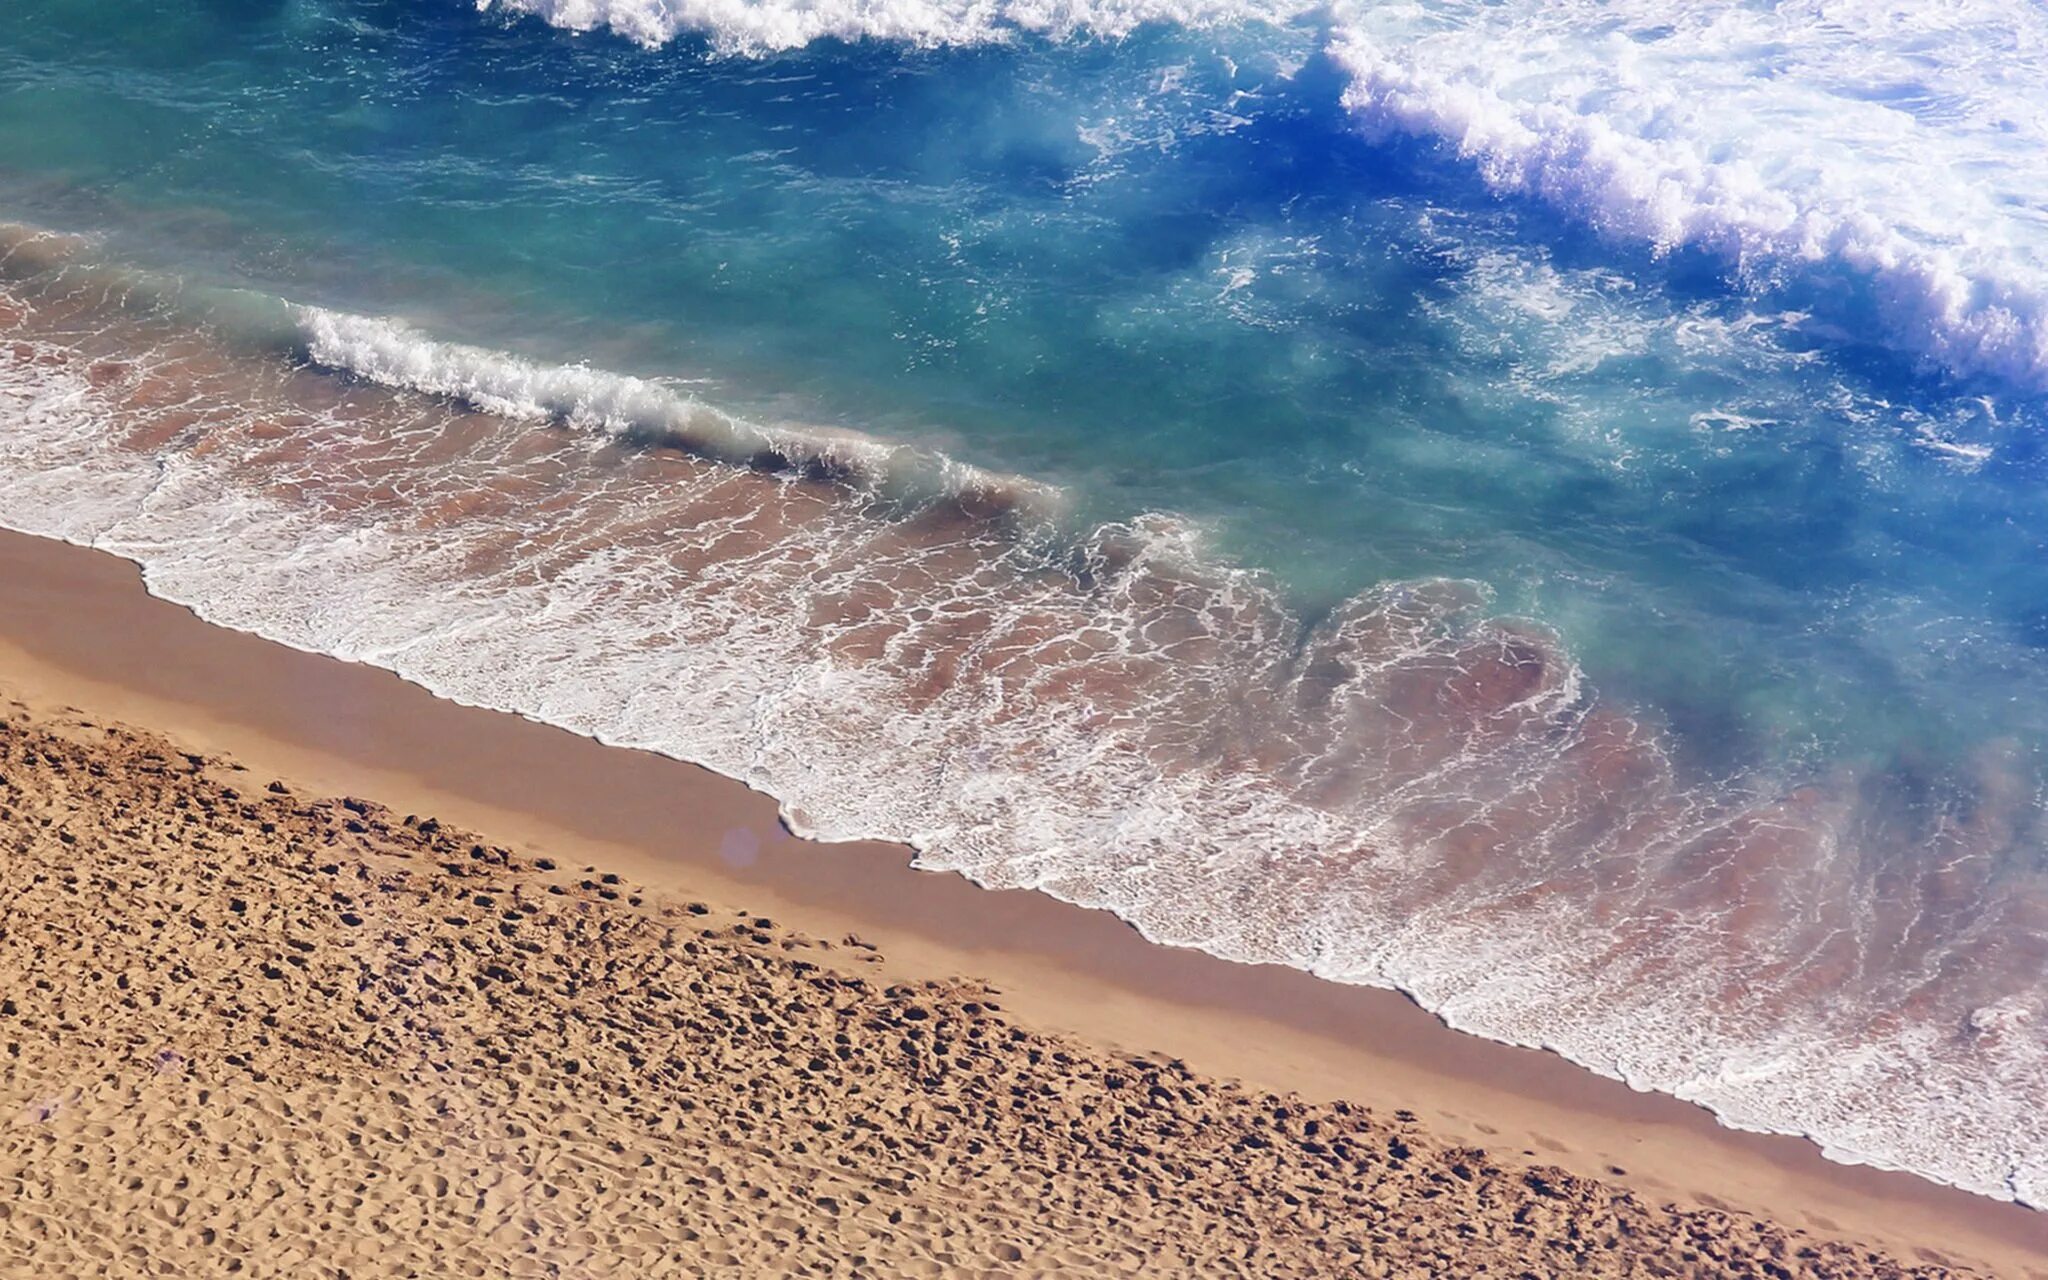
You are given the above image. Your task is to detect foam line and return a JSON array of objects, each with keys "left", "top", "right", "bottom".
[{"left": 1, "top": 226, "right": 2042, "bottom": 1212}]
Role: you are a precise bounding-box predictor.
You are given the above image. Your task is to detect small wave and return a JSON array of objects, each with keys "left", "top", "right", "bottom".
[
  {"left": 473, "top": 1, "right": 2048, "bottom": 392},
  {"left": 0, "top": 223, "right": 97, "bottom": 274},
  {"left": 2, "top": 229, "right": 2043, "bottom": 1210}
]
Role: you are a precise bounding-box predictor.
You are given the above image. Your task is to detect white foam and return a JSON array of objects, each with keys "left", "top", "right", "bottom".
[
  {"left": 476, "top": 0, "right": 2048, "bottom": 391},
  {"left": 477, "top": 0, "right": 1305, "bottom": 53},
  {"left": 299, "top": 308, "right": 1056, "bottom": 511},
  {"left": 1331, "top": 0, "right": 2048, "bottom": 389}
]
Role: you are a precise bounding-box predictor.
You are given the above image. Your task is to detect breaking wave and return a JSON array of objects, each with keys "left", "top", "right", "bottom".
[
  {"left": 486, "top": 0, "right": 2048, "bottom": 390},
  {"left": 474, "top": 0, "right": 1306, "bottom": 53},
  {"left": 0, "top": 228, "right": 2041, "bottom": 1205},
  {"left": 1325, "top": 0, "right": 2048, "bottom": 390},
  {"left": 299, "top": 309, "right": 1058, "bottom": 517}
]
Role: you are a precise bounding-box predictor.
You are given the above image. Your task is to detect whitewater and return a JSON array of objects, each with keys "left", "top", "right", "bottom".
[{"left": 486, "top": 0, "right": 2048, "bottom": 388}]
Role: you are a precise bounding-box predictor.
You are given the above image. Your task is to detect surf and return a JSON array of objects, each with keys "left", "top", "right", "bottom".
[{"left": 0, "top": 226, "right": 2040, "bottom": 1205}]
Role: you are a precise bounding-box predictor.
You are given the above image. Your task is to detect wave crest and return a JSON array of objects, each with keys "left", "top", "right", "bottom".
[
  {"left": 476, "top": 0, "right": 1304, "bottom": 53},
  {"left": 0, "top": 241, "right": 2041, "bottom": 1206},
  {"left": 1329, "top": 0, "right": 2048, "bottom": 389}
]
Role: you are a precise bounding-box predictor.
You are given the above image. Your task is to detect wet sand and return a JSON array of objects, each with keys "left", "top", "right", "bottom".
[{"left": 0, "top": 525, "right": 2041, "bottom": 1277}]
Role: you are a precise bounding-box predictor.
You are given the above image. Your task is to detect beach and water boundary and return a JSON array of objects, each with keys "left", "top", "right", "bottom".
[
  {"left": 0, "top": 525, "right": 2041, "bottom": 1273},
  {"left": 4, "top": 227, "right": 2042, "bottom": 1210}
]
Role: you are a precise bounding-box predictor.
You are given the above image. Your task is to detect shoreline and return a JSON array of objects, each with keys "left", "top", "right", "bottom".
[{"left": 0, "top": 524, "right": 2041, "bottom": 1274}]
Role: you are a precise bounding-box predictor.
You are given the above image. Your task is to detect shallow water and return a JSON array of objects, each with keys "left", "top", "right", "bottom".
[{"left": 0, "top": 0, "right": 2043, "bottom": 1202}]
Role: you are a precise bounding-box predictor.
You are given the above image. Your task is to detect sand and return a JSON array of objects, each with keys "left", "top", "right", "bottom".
[{"left": 0, "top": 527, "right": 2043, "bottom": 1277}]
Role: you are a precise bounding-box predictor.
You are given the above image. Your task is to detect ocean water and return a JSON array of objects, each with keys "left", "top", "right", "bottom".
[{"left": 1, "top": 0, "right": 2045, "bottom": 1203}]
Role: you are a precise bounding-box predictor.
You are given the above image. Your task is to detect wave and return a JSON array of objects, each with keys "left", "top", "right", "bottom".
[
  {"left": 475, "top": 0, "right": 1307, "bottom": 53},
  {"left": 0, "top": 228, "right": 2041, "bottom": 1206},
  {"left": 1328, "top": 0, "right": 2048, "bottom": 390},
  {"left": 482, "top": 0, "right": 2048, "bottom": 392}
]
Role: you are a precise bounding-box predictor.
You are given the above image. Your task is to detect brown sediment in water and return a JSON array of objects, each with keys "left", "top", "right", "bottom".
[
  {"left": 0, "top": 528, "right": 2043, "bottom": 1277},
  {"left": 7, "top": 239, "right": 2045, "bottom": 1196}
]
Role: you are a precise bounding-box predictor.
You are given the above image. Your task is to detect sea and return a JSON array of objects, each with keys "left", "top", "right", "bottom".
[{"left": 0, "top": 0, "right": 2042, "bottom": 1205}]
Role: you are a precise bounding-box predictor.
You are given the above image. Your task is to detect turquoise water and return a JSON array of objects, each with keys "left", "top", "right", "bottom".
[{"left": 1, "top": 0, "right": 2044, "bottom": 1201}]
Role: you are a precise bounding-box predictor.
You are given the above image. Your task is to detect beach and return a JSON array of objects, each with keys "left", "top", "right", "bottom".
[{"left": 2, "top": 526, "right": 2041, "bottom": 1277}]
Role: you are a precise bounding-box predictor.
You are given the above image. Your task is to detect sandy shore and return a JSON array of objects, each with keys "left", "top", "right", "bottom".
[{"left": 0, "top": 526, "right": 2041, "bottom": 1277}]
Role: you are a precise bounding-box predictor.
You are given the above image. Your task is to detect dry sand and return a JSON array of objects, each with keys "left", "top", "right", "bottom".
[{"left": 0, "top": 526, "right": 2043, "bottom": 1278}]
